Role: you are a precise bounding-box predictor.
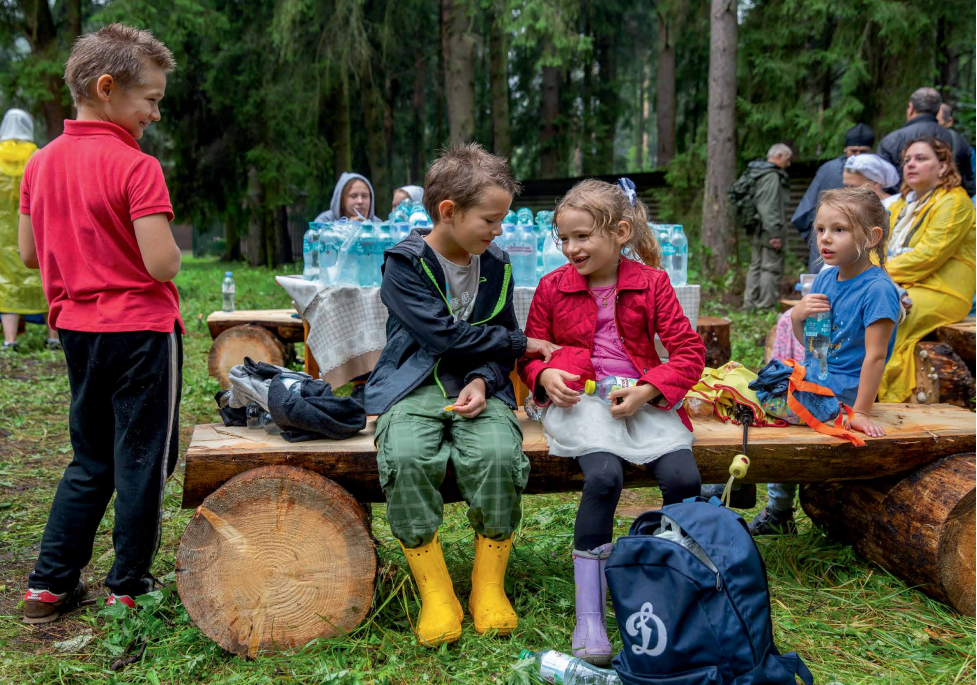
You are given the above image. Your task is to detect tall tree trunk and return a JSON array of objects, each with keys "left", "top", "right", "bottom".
[
  {"left": 701, "top": 0, "right": 737, "bottom": 273},
  {"left": 656, "top": 12, "right": 677, "bottom": 166},
  {"left": 66, "top": 0, "right": 82, "bottom": 38},
  {"left": 641, "top": 63, "right": 651, "bottom": 169},
  {"left": 18, "top": 0, "right": 72, "bottom": 139},
  {"left": 539, "top": 64, "right": 561, "bottom": 178},
  {"left": 593, "top": 34, "right": 617, "bottom": 174},
  {"left": 441, "top": 0, "right": 475, "bottom": 145},
  {"left": 334, "top": 77, "right": 352, "bottom": 178},
  {"left": 436, "top": 13, "right": 446, "bottom": 147},
  {"left": 488, "top": 10, "right": 512, "bottom": 158},
  {"left": 245, "top": 166, "right": 268, "bottom": 267},
  {"left": 277, "top": 206, "right": 292, "bottom": 265},
  {"left": 363, "top": 66, "right": 391, "bottom": 219},
  {"left": 410, "top": 56, "right": 426, "bottom": 184},
  {"left": 581, "top": 43, "right": 595, "bottom": 175},
  {"left": 384, "top": 75, "right": 396, "bottom": 176}
]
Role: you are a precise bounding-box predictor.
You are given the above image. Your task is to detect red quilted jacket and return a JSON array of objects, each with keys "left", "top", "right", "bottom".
[{"left": 519, "top": 259, "right": 705, "bottom": 431}]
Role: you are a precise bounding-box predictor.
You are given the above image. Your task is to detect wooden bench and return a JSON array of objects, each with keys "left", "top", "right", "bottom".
[{"left": 175, "top": 403, "right": 975, "bottom": 655}]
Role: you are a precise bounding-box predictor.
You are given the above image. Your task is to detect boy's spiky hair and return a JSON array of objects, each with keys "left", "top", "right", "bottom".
[
  {"left": 65, "top": 23, "right": 175, "bottom": 104},
  {"left": 423, "top": 143, "right": 521, "bottom": 222}
]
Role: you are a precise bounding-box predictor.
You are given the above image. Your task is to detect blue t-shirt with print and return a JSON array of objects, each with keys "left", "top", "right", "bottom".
[{"left": 803, "top": 266, "right": 900, "bottom": 406}]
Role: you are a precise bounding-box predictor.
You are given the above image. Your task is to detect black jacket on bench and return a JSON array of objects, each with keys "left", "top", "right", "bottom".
[{"left": 364, "top": 229, "right": 527, "bottom": 415}]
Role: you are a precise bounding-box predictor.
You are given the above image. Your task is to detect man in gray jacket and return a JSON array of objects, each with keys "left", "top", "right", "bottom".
[{"left": 743, "top": 144, "right": 792, "bottom": 310}]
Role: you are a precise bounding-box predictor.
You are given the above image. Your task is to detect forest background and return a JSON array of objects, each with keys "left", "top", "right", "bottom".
[{"left": 1, "top": 0, "right": 974, "bottom": 270}]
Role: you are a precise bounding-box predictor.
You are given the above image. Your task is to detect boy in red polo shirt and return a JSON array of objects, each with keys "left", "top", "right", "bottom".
[{"left": 18, "top": 24, "right": 183, "bottom": 623}]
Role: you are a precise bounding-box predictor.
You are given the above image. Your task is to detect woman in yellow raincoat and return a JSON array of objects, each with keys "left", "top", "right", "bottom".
[
  {"left": 879, "top": 136, "right": 976, "bottom": 402},
  {"left": 0, "top": 109, "right": 57, "bottom": 351}
]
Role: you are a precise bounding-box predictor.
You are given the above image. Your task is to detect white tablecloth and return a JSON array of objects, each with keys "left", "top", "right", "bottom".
[{"left": 277, "top": 275, "right": 700, "bottom": 386}]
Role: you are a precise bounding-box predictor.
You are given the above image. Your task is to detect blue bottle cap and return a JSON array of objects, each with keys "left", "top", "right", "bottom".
[{"left": 225, "top": 271, "right": 232, "bottom": 277}]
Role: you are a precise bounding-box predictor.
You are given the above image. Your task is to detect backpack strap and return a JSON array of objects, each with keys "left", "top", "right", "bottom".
[
  {"left": 783, "top": 360, "right": 865, "bottom": 446},
  {"left": 781, "top": 652, "right": 814, "bottom": 685}
]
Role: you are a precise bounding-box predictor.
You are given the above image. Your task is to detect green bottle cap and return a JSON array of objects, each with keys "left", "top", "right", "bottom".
[
  {"left": 584, "top": 380, "right": 596, "bottom": 395},
  {"left": 518, "top": 649, "right": 533, "bottom": 659}
]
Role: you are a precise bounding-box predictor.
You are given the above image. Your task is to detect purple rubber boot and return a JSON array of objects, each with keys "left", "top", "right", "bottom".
[{"left": 571, "top": 543, "right": 613, "bottom": 666}]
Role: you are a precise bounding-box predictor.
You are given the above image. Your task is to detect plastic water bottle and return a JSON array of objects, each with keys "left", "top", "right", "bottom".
[
  {"left": 245, "top": 402, "right": 261, "bottom": 430},
  {"left": 804, "top": 311, "right": 832, "bottom": 380},
  {"left": 408, "top": 203, "right": 432, "bottom": 230},
  {"left": 259, "top": 411, "right": 282, "bottom": 435},
  {"left": 356, "top": 222, "right": 380, "bottom": 287},
  {"left": 519, "top": 649, "right": 621, "bottom": 684},
  {"left": 317, "top": 224, "right": 341, "bottom": 284},
  {"left": 377, "top": 222, "right": 395, "bottom": 278},
  {"left": 302, "top": 225, "right": 320, "bottom": 280},
  {"left": 669, "top": 224, "right": 688, "bottom": 286},
  {"left": 507, "top": 221, "right": 538, "bottom": 286},
  {"left": 221, "top": 272, "right": 235, "bottom": 312},
  {"left": 336, "top": 220, "right": 360, "bottom": 286},
  {"left": 656, "top": 225, "right": 675, "bottom": 280},
  {"left": 542, "top": 232, "right": 568, "bottom": 275},
  {"left": 584, "top": 376, "right": 640, "bottom": 403}
]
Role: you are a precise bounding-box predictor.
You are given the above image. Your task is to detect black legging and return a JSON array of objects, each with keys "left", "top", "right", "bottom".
[{"left": 574, "top": 449, "right": 701, "bottom": 550}]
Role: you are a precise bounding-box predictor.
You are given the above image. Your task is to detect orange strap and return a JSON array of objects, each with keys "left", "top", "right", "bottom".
[{"left": 783, "top": 359, "right": 865, "bottom": 447}]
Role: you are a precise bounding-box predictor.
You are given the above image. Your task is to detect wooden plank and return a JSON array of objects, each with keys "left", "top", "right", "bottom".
[
  {"left": 206, "top": 309, "right": 304, "bottom": 342},
  {"left": 181, "top": 403, "right": 976, "bottom": 509}
]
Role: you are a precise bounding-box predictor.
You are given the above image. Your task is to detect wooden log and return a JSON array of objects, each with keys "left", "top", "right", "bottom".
[
  {"left": 936, "top": 320, "right": 975, "bottom": 375},
  {"left": 206, "top": 309, "right": 305, "bottom": 343},
  {"left": 780, "top": 298, "right": 800, "bottom": 313},
  {"left": 763, "top": 323, "right": 777, "bottom": 364},
  {"left": 180, "top": 404, "right": 977, "bottom": 508},
  {"left": 800, "top": 453, "right": 976, "bottom": 615},
  {"left": 208, "top": 325, "right": 286, "bottom": 390},
  {"left": 911, "top": 341, "right": 975, "bottom": 408},
  {"left": 696, "top": 316, "right": 731, "bottom": 367},
  {"left": 176, "top": 466, "right": 376, "bottom": 656}
]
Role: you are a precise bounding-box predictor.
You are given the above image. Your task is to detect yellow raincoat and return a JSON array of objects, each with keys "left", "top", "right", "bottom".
[
  {"left": 879, "top": 186, "right": 976, "bottom": 402},
  {"left": 0, "top": 139, "right": 45, "bottom": 314}
]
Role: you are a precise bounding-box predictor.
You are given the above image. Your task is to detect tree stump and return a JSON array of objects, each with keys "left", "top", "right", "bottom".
[
  {"left": 800, "top": 453, "right": 976, "bottom": 615},
  {"left": 208, "top": 325, "right": 286, "bottom": 389},
  {"left": 910, "top": 341, "right": 974, "bottom": 407},
  {"left": 696, "top": 316, "right": 731, "bottom": 367},
  {"left": 176, "top": 466, "right": 376, "bottom": 656},
  {"left": 936, "top": 321, "right": 975, "bottom": 375}
]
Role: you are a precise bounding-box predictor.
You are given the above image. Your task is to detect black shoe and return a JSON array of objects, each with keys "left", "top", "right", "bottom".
[
  {"left": 748, "top": 506, "right": 798, "bottom": 536},
  {"left": 700, "top": 483, "right": 758, "bottom": 509}
]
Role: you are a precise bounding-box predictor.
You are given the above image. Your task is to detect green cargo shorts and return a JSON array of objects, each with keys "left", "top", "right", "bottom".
[{"left": 375, "top": 384, "right": 530, "bottom": 548}]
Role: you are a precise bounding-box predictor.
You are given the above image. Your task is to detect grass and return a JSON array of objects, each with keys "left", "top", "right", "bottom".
[{"left": 0, "top": 256, "right": 973, "bottom": 685}]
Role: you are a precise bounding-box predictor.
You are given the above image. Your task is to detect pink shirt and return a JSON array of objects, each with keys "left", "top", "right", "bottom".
[{"left": 589, "top": 284, "right": 640, "bottom": 379}]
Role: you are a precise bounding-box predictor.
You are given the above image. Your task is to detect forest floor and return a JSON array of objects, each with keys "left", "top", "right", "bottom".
[{"left": 0, "top": 257, "right": 972, "bottom": 685}]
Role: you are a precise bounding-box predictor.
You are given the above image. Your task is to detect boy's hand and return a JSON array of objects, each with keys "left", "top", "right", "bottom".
[
  {"left": 609, "top": 384, "right": 660, "bottom": 419},
  {"left": 539, "top": 368, "right": 580, "bottom": 408},
  {"left": 454, "top": 378, "right": 487, "bottom": 419},
  {"left": 791, "top": 294, "right": 830, "bottom": 324},
  {"left": 525, "top": 337, "right": 561, "bottom": 363},
  {"left": 849, "top": 412, "right": 885, "bottom": 438}
]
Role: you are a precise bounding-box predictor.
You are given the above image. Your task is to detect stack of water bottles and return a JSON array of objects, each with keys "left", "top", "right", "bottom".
[
  {"left": 654, "top": 223, "right": 689, "bottom": 287},
  {"left": 299, "top": 198, "right": 430, "bottom": 287},
  {"left": 491, "top": 207, "right": 568, "bottom": 287}
]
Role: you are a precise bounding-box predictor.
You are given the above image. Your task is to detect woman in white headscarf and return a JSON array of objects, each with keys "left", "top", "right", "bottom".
[
  {"left": 391, "top": 185, "right": 423, "bottom": 209},
  {"left": 842, "top": 153, "right": 901, "bottom": 210},
  {"left": 0, "top": 109, "right": 58, "bottom": 352}
]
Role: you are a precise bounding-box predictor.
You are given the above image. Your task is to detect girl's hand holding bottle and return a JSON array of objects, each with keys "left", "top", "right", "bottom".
[
  {"left": 790, "top": 293, "right": 831, "bottom": 323},
  {"left": 538, "top": 368, "right": 581, "bottom": 408},
  {"left": 608, "top": 383, "right": 660, "bottom": 418}
]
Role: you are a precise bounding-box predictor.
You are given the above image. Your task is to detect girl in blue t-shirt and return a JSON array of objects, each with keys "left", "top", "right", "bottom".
[
  {"left": 791, "top": 187, "right": 901, "bottom": 436},
  {"left": 751, "top": 187, "right": 901, "bottom": 536}
]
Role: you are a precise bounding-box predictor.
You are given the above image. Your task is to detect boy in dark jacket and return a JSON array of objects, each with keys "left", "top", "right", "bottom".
[{"left": 365, "top": 144, "right": 554, "bottom": 646}]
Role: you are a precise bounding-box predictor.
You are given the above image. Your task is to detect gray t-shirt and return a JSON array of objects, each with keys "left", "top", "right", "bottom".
[{"left": 432, "top": 250, "right": 480, "bottom": 321}]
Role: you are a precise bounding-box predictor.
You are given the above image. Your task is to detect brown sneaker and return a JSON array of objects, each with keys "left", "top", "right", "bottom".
[{"left": 22, "top": 580, "right": 89, "bottom": 624}]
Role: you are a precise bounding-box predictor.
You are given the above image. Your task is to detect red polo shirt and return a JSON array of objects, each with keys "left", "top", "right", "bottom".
[{"left": 20, "top": 120, "right": 184, "bottom": 333}]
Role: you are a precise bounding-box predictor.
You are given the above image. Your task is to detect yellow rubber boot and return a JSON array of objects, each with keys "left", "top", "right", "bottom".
[
  {"left": 400, "top": 533, "right": 464, "bottom": 646},
  {"left": 468, "top": 534, "right": 518, "bottom": 635}
]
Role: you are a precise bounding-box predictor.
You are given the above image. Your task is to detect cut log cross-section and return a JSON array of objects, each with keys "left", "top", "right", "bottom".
[
  {"left": 696, "top": 316, "right": 731, "bottom": 368},
  {"left": 801, "top": 453, "right": 976, "bottom": 615},
  {"left": 911, "top": 341, "right": 974, "bottom": 408},
  {"left": 176, "top": 466, "right": 377, "bottom": 656},
  {"left": 935, "top": 320, "right": 975, "bottom": 375},
  {"left": 208, "top": 325, "right": 286, "bottom": 389}
]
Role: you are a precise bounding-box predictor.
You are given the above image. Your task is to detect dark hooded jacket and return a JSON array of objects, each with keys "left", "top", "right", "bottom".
[
  {"left": 877, "top": 114, "right": 974, "bottom": 195},
  {"left": 364, "top": 229, "right": 528, "bottom": 415},
  {"left": 748, "top": 160, "right": 790, "bottom": 244}
]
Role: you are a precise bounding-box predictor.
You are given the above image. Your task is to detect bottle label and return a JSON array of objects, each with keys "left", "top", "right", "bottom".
[
  {"left": 804, "top": 315, "right": 831, "bottom": 337},
  {"left": 538, "top": 651, "right": 572, "bottom": 683},
  {"left": 507, "top": 244, "right": 533, "bottom": 256},
  {"left": 303, "top": 239, "right": 311, "bottom": 252},
  {"left": 661, "top": 244, "right": 676, "bottom": 256}
]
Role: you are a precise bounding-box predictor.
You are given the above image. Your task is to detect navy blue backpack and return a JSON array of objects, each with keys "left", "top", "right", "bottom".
[{"left": 604, "top": 498, "right": 814, "bottom": 685}]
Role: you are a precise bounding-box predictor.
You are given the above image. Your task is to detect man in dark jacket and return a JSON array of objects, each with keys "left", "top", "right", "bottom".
[
  {"left": 877, "top": 87, "right": 974, "bottom": 195},
  {"left": 365, "top": 143, "right": 553, "bottom": 647},
  {"left": 743, "top": 144, "right": 791, "bottom": 310},
  {"left": 791, "top": 124, "right": 874, "bottom": 272},
  {"left": 938, "top": 102, "right": 975, "bottom": 197}
]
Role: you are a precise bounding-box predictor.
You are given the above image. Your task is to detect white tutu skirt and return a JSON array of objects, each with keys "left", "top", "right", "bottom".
[{"left": 541, "top": 394, "right": 694, "bottom": 464}]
